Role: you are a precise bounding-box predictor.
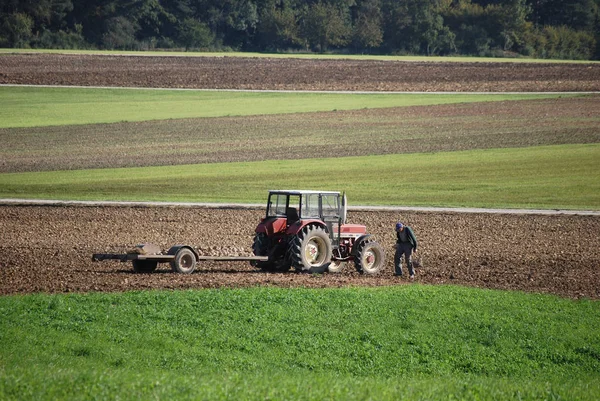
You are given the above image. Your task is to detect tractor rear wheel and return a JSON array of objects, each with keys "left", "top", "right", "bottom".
[
  {"left": 170, "top": 248, "right": 197, "bottom": 274},
  {"left": 252, "top": 233, "right": 290, "bottom": 272},
  {"left": 289, "top": 225, "right": 332, "bottom": 273},
  {"left": 354, "top": 241, "right": 385, "bottom": 275},
  {"left": 132, "top": 259, "right": 158, "bottom": 273}
]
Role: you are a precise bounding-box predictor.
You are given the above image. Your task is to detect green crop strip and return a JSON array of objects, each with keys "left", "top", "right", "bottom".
[
  {"left": 0, "top": 286, "right": 598, "bottom": 400},
  {"left": 0, "top": 86, "right": 570, "bottom": 128},
  {"left": 1, "top": 144, "right": 598, "bottom": 210},
  {"left": 2, "top": 96, "right": 597, "bottom": 174}
]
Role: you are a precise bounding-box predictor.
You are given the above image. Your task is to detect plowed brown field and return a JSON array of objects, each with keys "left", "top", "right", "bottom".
[
  {"left": 1, "top": 206, "right": 598, "bottom": 299},
  {"left": 1, "top": 53, "right": 599, "bottom": 92},
  {"left": 1, "top": 53, "right": 598, "bottom": 299}
]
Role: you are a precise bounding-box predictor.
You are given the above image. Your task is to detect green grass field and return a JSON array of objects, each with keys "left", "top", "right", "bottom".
[
  {"left": 2, "top": 48, "right": 599, "bottom": 63},
  {"left": 1, "top": 144, "right": 598, "bottom": 209},
  {"left": 1, "top": 286, "right": 598, "bottom": 400},
  {"left": 0, "top": 86, "right": 568, "bottom": 128}
]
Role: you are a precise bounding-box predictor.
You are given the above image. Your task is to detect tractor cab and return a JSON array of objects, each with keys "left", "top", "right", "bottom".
[
  {"left": 264, "top": 190, "right": 347, "bottom": 245},
  {"left": 265, "top": 190, "right": 346, "bottom": 224},
  {"left": 253, "top": 190, "right": 384, "bottom": 275}
]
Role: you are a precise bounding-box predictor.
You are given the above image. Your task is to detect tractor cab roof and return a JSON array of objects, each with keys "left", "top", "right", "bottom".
[{"left": 268, "top": 190, "right": 341, "bottom": 196}]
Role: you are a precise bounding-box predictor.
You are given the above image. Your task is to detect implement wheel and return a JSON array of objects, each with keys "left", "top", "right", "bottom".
[
  {"left": 132, "top": 260, "right": 158, "bottom": 273},
  {"left": 170, "top": 248, "right": 197, "bottom": 274}
]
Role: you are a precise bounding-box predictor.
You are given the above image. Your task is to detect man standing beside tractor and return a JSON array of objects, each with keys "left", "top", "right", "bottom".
[{"left": 394, "top": 222, "right": 418, "bottom": 279}]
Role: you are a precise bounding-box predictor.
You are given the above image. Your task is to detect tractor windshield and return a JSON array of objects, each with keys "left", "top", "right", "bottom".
[{"left": 322, "top": 194, "right": 340, "bottom": 218}]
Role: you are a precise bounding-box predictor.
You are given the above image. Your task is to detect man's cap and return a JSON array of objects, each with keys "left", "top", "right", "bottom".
[{"left": 396, "top": 222, "right": 404, "bottom": 230}]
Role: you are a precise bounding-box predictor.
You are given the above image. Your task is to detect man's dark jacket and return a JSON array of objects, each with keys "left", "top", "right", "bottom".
[{"left": 396, "top": 226, "right": 418, "bottom": 250}]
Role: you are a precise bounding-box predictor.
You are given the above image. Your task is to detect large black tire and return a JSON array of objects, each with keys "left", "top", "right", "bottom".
[
  {"left": 132, "top": 259, "right": 158, "bottom": 273},
  {"left": 170, "top": 248, "right": 197, "bottom": 274},
  {"left": 354, "top": 241, "right": 385, "bottom": 275},
  {"left": 289, "top": 225, "right": 332, "bottom": 273},
  {"left": 252, "top": 233, "right": 290, "bottom": 272}
]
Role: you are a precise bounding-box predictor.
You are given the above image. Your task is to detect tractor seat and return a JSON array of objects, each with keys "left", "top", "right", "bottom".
[{"left": 286, "top": 207, "right": 300, "bottom": 223}]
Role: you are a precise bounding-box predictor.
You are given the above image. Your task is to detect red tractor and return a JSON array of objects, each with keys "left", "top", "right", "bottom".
[{"left": 252, "top": 190, "right": 385, "bottom": 274}]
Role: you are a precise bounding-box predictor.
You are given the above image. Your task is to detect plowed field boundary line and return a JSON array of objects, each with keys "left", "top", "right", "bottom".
[
  {"left": 1, "top": 199, "right": 598, "bottom": 216},
  {"left": 1, "top": 84, "right": 598, "bottom": 95}
]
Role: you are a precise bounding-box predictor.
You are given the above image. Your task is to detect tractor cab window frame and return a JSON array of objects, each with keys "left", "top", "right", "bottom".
[
  {"left": 321, "top": 194, "right": 340, "bottom": 218},
  {"left": 267, "top": 193, "right": 288, "bottom": 217},
  {"left": 302, "top": 193, "right": 320, "bottom": 219}
]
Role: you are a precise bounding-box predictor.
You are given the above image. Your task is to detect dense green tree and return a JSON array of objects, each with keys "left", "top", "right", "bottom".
[
  {"left": 382, "top": 0, "right": 455, "bottom": 55},
  {"left": 257, "top": 0, "right": 300, "bottom": 50},
  {"left": 443, "top": 1, "right": 491, "bottom": 54},
  {"left": 0, "top": 12, "right": 34, "bottom": 47},
  {"left": 178, "top": 17, "right": 214, "bottom": 49},
  {"left": 299, "top": 2, "right": 351, "bottom": 51},
  {"left": 0, "top": 0, "right": 596, "bottom": 59},
  {"left": 202, "top": 0, "right": 259, "bottom": 49},
  {"left": 0, "top": 0, "right": 73, "bottom": 27},
  {"left": 352, "top": 0, "right": 383, "bottom": 51},
  {"left": 443, "top": 0, "right": 531, "bottom": 54},
  {"left": 528, "top": 0, "right": 597, "bottom": 31},
  {"left": 0, "top": 0, "right": 75, "bottom": 47},
  {"left": 101, "top": 16, "right": 138, "bottom": 49},
  {"left": 494, "top": 0, "right": 531, "bottom": 51},
  {"left": 134, "top": 0, "right": 176, "bottom": 40}
]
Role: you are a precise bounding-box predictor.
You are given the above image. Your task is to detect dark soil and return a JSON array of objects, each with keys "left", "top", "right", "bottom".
[
  {"left": 1, "top": 205, "right": 598, "bottom": 299},
  {"left": 1, "top": 53, "right": 599, "bottom": 92}
]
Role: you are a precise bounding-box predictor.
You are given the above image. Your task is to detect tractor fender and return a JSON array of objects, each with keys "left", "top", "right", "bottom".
[
  {"left": 167, "top": 245, "right": 199, "bottom": 260},
  {"left": 256, "top": 217, "right": 287, "bottom": 235},
  {"left": 351, "top": 234, "right": 373, "bottom": 256},
  {"left": 286, "top": 219, "right": 327, "bottom": 235}
]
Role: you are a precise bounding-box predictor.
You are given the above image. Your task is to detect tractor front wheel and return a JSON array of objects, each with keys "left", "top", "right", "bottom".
[
  {"left": 354, "top": 241, "right": 385, "bottom": 275},
  {"left": 289, "top": 225, "right": 332, "bottom": 273}
]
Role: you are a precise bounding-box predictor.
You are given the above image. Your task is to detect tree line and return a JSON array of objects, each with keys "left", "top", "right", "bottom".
[{"left": 1, "top": 0, "right": 599, "bottom": 60}]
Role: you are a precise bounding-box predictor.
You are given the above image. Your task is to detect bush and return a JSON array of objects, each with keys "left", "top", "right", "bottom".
[
  {"left": 33, "top": 25, "right": 89, "bottom": 50},
  {"left": 534, "top": 25, "right": 596, "bottom": 60}
]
